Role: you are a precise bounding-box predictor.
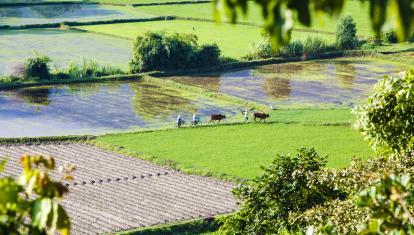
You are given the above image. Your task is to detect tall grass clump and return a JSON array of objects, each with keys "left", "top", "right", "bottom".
[
  {"left": 65, "top": 59, "right": 123, "bottom": 79},
  {"left": 129, "top": 32, "right": 221, "bottom": 72},
  {"left": 244, "top": 36, "right": 335, "bottom": 60}
]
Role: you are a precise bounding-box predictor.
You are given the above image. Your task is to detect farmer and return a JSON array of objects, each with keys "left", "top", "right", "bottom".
[
  {"left": 176, "top": 114, "right": 185, "bottom": 128},
  {"left": 242, "top": 108, "right": 249, "bottom": 122},
  {"left": 192, "top": 113, "right": 201, "bottom": 126}
]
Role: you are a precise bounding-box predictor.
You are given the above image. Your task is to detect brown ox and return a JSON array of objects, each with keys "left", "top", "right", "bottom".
[
  {"left": 254, "top": 112, "right": 270, "bottom": 121},
  {"left": 210, "top": 114, "right": 226, "bottom": 123}
]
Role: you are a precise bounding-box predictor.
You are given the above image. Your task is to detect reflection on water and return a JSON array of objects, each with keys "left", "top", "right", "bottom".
[
  {"left": 16, "top": 87, "right": 51, "bottom": 106},
  {"left": 0, "top": 4, "right": 147, "bottom": 26},
  {"left": 0, "top": 81, "right": 236, "bottom": 137},
  {"left": 263, "top": 78, "right": 291, "bottom": 100},
  {"left": 132, "top": 83, "right": 196, "bottom": 120},
  {"left": 168, "top": 58, "right": 407, "bottom": 107}
]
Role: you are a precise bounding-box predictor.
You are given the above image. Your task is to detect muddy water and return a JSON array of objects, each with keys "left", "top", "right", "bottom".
[
  {"left": 0, "top": 81, "right": 237, "bottom": 137},
  {"left": 170, "top": 58, "right": 407, "bottom": 107}
]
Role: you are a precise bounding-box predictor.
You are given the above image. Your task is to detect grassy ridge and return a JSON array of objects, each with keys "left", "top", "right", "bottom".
[{"left": 95, "top": 109, "right": 373, "bottom": 179}]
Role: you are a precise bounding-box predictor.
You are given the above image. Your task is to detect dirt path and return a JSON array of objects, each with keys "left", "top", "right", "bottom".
[{"left": 0, "top": 143, "right": 237, "bottom": 234}]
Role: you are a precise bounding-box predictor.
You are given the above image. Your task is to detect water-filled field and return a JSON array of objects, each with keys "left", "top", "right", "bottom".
[
  {"left": 170, "top": 58, "right": 409, "bottom": 107},
  {"left": 0, "top": 81, "right": 238, "bottom": 137},
  {"left": 0, "top": 29, "right": 131, "bottom": 75},
  {"left": 0, "top": 4, "right": 153, "bottom": 26}
]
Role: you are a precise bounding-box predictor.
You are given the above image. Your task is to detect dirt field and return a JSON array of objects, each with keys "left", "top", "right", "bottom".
[{"left": 0, "top": 143, "right": 237, "bottom": 234}]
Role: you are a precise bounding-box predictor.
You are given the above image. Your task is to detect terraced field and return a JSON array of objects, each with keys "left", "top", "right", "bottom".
[
  {"left": 0, "top": 143, "right": 237, "bottom": 234},
  {"left": 0, "top": 4, "right": 154, "bottom": 26},
  {"left": 0, "top": 28, "right": 131, "bottom": 75}
]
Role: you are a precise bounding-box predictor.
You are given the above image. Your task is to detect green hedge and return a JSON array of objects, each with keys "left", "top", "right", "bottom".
[{"left": 0, "top": 135, "right": 95, "bottom": 145}]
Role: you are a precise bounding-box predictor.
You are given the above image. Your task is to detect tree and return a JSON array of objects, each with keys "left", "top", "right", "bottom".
[
  {"left": 214, "top": 0, "right": 414, "bottom": 47},
  {"left": 0, "top": 155, "right": 73, "bottom": 234},
  {"left": 336, "top": 15, "right": 358, "bottom": 50}
]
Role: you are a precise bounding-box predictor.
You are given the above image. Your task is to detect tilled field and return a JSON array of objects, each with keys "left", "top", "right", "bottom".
[{"left": 0, "top": 143, "right": 237, "bottom": 234}]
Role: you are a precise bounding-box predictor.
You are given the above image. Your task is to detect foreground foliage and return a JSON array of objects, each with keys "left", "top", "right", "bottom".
[
  {"left": 218, "top": 148, "right": 345, "bottom": 234},
  {"left": 0, "top": 155, "right": 72, "bottom": 234},
  {"left": 357, "top": 174, "right": 414, "bottom": 234},
  {"left": 354, "top": 70, "right": 414, "bottom": 156},
  {"left": 214, "top": 0, "right": 414, "bottom": 47}
]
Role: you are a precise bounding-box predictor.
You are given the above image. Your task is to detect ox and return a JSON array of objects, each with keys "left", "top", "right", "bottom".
[
  {"left": 210, "top": 114, "right": 226, "bottom": 123},
  {"left": 254, "top": 112, "right": 270, "bottom": 121}
]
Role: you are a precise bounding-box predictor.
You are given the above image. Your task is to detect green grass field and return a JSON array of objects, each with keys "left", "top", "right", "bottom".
[
  {"left": 134, "top": 1, "right": 374, "bottom": 37},
  {"left": 76, "top": 20, "right": 336, "bottom": 58},
  {"left": 96, "top": 109, "right": 373, "bottom": 179}
]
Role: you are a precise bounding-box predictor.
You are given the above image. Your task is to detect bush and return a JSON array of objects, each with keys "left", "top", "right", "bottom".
[
  {"left": 383, "top": 31, "right": 398, "bottom": 43},
  {"left": 129, "top": 32, "right": 221, "bottom": 72},
  {"left": 336, "top": 15, "right": 359, "bottom": 50},
  {"left": 354, "top": 70, "right": 414, "bottom": 156},
  {"left": 23, "top": 54, "right": 51, "bottom": 79},
  {"left": 218, "top": 147, "right": 345, "bottom": 234},
  {"left": 195, "top": 44, "right": 221, "bottom": 68}
]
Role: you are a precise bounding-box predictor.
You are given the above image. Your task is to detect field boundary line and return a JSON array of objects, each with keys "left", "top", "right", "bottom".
[
  {"left": 0, "top": 16, "right": 175, "bottom": 30},
  {"left": 0, "top": 135, "right": 95, "bottom": 145}
]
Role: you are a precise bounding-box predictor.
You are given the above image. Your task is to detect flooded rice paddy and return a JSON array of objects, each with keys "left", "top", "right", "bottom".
[
  {"left": 0, "top": 57, "right": 409, "bottom": 137},
  {"left": 0, "top": 29, "right": 131, "bottom": 75},
  {"left": 0, "top": 81, "right": 238, "bottom": 137},
  {"left": 170, "top": 58, "right": 409, "bottom": 107},
  {"left": 0, "top": 4, "right": 152, "bottom": 26}
]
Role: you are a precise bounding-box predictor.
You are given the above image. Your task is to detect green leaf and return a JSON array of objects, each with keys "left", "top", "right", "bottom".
[{"left": 32, "top": 198, "right": 52, "bottom": 229}]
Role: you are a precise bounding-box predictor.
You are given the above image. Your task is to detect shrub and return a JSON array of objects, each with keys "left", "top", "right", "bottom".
[
  {"left": 383, "top": 31, "right": 398, "bottom": 43},
  {"left": 0, "top": 155, "right": 72, "bottom": 234},
  {"left": 336, "top": 15, "right": 358, "bottom": 50},
  {"left": 354, "top": 70, "right": 414, "bottom": 156},
  {"left": 23, "top": 54, "right": 51, "bottom": 80},
  {"left": 195, "top": 44, "right": 221, "bottom": 68},
  {"left": 218, "top": 147, "right": 345, "bottom": 234},
  {"left": 129, "top": 32, "right": 221, "bottom": 72}
]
